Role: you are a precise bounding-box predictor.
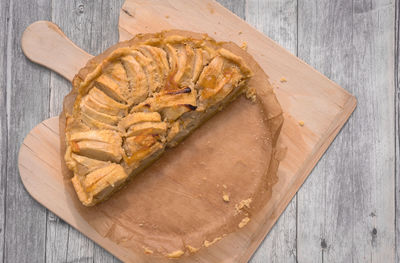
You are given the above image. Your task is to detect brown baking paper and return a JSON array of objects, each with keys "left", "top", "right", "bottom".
[{"left": 59, "top": 30, "right": 284, "bottom": 259}]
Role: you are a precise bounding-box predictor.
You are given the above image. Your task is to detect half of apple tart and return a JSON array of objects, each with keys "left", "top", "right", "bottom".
[{"left": 63, "top": 31, "right": 276, "bottom": 206}]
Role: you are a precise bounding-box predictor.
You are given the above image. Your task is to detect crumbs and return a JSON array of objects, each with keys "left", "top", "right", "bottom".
[
  {"left": 166, "top": 250, "right": 185, "bottom": 258},
  {"left": 143, "top": 247, "right": 153, "bottom": 254},
  {"left": 186, "top": 245, "right": 199, "bottom": 253},
  {"left": 222, "top": 193, "right": 230, "bottom": 202},
  {"left": 204, "top": 236, "right": 222, "bottom": 247},
  {"left": 165, "top": 236, "right": 223, "bottom": 258},
  {"left": 240, "top": 41, "right": 248, "bottom": 51},
  {"left": 238, "top": 217, "right": 251, "bottom": 228},
  {"left": 245, "top": 87, "right": 257, "bottom": 103},
  {"left": 271, "top": 77, "right": 288, "bottom": 91},
  {"left": 222, "top": 184, "right": 230, "bottom": 202},
  {"left": 298, "top": 120, "right": 304, "bottom": 126}
]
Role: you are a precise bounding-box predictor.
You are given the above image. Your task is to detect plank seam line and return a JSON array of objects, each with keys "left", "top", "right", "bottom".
[
  {"left": 41, "top": 121, "right": 59, "bottom": 136},
  {"left": 394, "top": 0, "right": 399, "bottom": 261},
  {"left": 20, "top": 143, "right": 60, "bottom": 173},
  {"left": 3, "top": 0, "right": 13, "bottom": 261}
]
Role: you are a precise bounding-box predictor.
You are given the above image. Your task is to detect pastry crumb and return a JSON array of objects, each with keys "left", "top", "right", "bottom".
[
  {"left": 235, "top": 198, "right": 252, "bottom": 212},
  {"left": 204, "top": 236, "right": 222, "bottom": 247},
  {"left": 139, "top": 223, "right": 144, "bottom": 227},
  {"left": 245, "top": 87, "right": 257, "bottom": 102},
  {"left": 298, "top": 120, "right": 305, "bottom": 126},
  {"left": 143, "top": 247, "right": 153, "bottom": 254},
  {"left": 186, "top": 245, "right": 199, "bottom": 253},
  {"left": 166, "top": 250, "right": 185, "bottom": 258},
  {"left": 222, "top": 184, "right": 227, "bottom": 189},
  {"left": 240, "top": 41, "right": 248, "bottom": 51},
  {"left": 238, "top": 31, "right": 243, "bottom": 35},
  {"left": 222, "top": 194, "right": 230, "bottom": 202},
  {"left": 280, "top": 77, "right": 287, "bottom": 83},
  {"left": 238, "top": 217, "right": 251, "bottom": 228},
  {"left": 165, "top": 15, "right": 170, "bottom": 19}
]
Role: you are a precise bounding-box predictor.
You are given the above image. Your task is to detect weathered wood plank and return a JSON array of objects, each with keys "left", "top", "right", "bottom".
[
  {"left": 0, "top": 0, "right": 10, "bottom": 262},
  {"left": 45, "top": 213, "right": 68, "bottom": 263},
  {"left": 297, "top": 0, "right": 396, "bottom": 262},
  {"left": 65, "top": 228, "right": 94, "bottom": 263},
  {"left": 4, "top": 0, "right": 51, "bottom": 262},
  {"left": 395, "top": 0, "right": 399, "bottom": 261},
  {"left": 245, "top": 0, "right": 298, "bottom": 262}
]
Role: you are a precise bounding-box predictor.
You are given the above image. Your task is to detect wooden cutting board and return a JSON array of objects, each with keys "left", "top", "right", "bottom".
[{"left": 19, "top": 0, "right": 357, "bottom": 262}]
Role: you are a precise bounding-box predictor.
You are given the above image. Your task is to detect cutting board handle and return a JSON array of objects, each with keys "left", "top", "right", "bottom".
[{"left": 21, "top": 21, "right": 93, "bottom": 82}]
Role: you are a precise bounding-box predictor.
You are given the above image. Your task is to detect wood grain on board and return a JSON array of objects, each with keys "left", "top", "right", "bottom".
[{"left": 0, "top": 0, "right": 396, "bottom": 262}]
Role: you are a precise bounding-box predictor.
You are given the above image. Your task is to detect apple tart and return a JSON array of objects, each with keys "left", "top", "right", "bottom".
[{"left": 63, "top": 31, "right": 268, "bottom": 206}]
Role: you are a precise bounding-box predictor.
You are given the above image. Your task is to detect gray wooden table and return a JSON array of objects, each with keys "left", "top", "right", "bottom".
[{"left": 0, "top": 0, "right": 398, "bottom": 262}]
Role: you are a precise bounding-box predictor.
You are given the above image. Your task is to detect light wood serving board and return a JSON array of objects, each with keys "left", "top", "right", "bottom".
[{"left": 19, "top": 0, "right": 357, "bottom": 262}]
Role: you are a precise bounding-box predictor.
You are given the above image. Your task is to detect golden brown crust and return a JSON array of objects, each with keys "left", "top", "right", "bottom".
[{"left": 61, "top": 30, "right": 283, "bottom": 206}]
